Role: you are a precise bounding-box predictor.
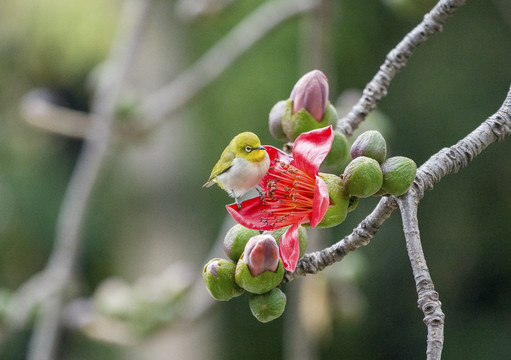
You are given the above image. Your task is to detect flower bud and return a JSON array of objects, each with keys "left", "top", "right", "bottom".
[
  {"left": 322, "top": 131, "right": 350, "bottom": 168},
  {"left": 224, "top": 224, "right": 260, "bottom": 262},
  {"left": 343, "top": 156, "right": 383, "bottom": 198},
  {"left": 264, "top": 225, "right": 308, "bottom": 258},
  {"left": 249, "top": 288, "right": 287, "bottom": 323},
  {"left": 244, "top": 235, "right": 280, "bottom": 276},
  {"left": 380, "top": 156, "right": 417, "bottom": 196},
  {"left": 350, "top": 130, "right": 387, "bottom": 164},
  {"left": 290, "top": 70, "right": 328, "bottom": 121},
  {"left": 316, "top": 173, "right": 350, "bottom": 228},
  {"left": 235, "top": 236, "right": 284, "bottom": 294},
  {"left": 280, "top": 70, "right": 337, "bottom": 141},
  {"left": 268, "top": 100, "right": 288, "bottom": 141},
  {"left": 203, "top": 258, "right": 244, "bottom": 301},
  {"left": 347, "top": 196, "right": 359, "bottom": 213}
]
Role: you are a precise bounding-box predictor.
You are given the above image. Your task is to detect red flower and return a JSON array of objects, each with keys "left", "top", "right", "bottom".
[{"left": 226, "top": 126, "right": 334, "bottom": 272}]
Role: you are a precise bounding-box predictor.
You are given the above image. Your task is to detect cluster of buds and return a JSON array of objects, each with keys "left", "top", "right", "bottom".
[
  {"left": 343, "top": 130, "right": 417, "bottom": 198},
  {"left": 204, "top": 69, "right": 418, "bottom": 323},
  {"left": 203, "top": 224, "right": 308, "bottom": 322}
]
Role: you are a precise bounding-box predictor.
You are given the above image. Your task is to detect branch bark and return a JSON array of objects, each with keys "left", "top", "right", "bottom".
[
  {"left": 285, "top": 83, "right": 511, "bottom": 359},
  {"left": 285, "top": 84, "right": 511, "bottom": 278},
  {"left": 336, "top": 0, "right": 467, "bottom": 137},
  {"left": 397, "top": 195, "right": 444, "bottom": 360}
]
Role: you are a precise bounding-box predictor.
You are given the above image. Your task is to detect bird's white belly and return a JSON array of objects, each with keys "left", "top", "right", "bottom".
[{"left": 217, "top": 154, "right": 270, "bottom": 198}]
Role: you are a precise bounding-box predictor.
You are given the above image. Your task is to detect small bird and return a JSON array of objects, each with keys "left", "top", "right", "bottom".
[{"left": 203, "top": 132, "right": 270, "bottom": 209}]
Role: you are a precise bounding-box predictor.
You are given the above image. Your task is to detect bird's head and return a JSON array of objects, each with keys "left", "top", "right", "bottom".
[{"left": 232, "top": 132, "right": 267, "bottom": 162}]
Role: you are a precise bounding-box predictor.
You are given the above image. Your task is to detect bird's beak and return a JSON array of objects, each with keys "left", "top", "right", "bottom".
[{"left": 255, "top": 145, "right": 266, "bottom": 151}]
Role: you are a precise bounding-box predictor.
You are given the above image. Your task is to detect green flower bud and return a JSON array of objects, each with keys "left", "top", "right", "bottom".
[
  {"left": 235, "top": 253, "right": 285, "bottom": 295},
  {"left": 322, "top": 131, "right": 349, "bottom": 168},
  {"left": 224, "top": 224, "right": 260, "bottom": 262},
  {"left": 281, "top": 99, "right": 325, "bottom": 141},
  {"left": 343, "top": 156, "right": 383, "bottom": 198},
  {"left": 249, "top": 287, "right": 287, "bottom": 323},
  {"left": 268, "top": 100, "right": 288, "bottom": 141},
  {"left": 316, "top": 173, "right": 350, "bottom": 228},
  {"left": 347, "top": 196, "right": 359, "bottom": 213},
  {"left": 322, "top": 102, "right": 339, "bottom": 127},
  {"left": 264, "top": 225, "right": 308, "bottom": 258},
  {"left": 350, "top": 130, "right": 387, "bottom": 164},
  {"left": 203, "top": 258, "right": 244, "bottom": 301},
  {"left": 380, "top": 156, "right": 417, "bottom": 196}
]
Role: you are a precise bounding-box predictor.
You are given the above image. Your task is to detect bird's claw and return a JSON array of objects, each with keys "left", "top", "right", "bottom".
[{"left": 256, "top": 187, "right": 265, "bottom": 201}]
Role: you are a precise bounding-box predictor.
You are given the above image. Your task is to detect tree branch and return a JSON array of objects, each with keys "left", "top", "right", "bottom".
[
  {"left": 413, "top": 85, "right": 511, "bottom": 200},
  {"left": 336, "top": 0, "right": 467, "bottom": 137},
  {"left": 24, "top": 1, "right": 152, "bottom": 359},
  {"left": 284, "top": 196, "right": 398, "bottom": 282},
  {"left": 138, "top": 0, "right": 319, "bottom": 132},
  {"left": 285, "top": 84, "right": 511, "bottom": 281},
  {"left": 397, "top": 195, "right": 445, "bottom": 360}
]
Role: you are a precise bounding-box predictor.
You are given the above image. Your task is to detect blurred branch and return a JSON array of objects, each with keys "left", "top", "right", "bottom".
[
  {"left": 285, "top": 83, "right": 511, "bottom": 282},
  {"left": 175, "top": 0, "right": 237, "bottom": 21},
  {"left": 19, "top": 90, "right": 142, "bottom": 141},
  {"left": 60, "top": 216, "right": 235, "bottom": 345},
  {"left": 19, "top": 90, "right": 91, "bottom": 138},
  {"left": 336, "top": 0, "right": 467, "bottom": 137},
  {"left": 21, "top": 1, "right": 153, "bottom": 360},
  {"left": 138, "top": 0, "right": 319, "bottom": 132}
]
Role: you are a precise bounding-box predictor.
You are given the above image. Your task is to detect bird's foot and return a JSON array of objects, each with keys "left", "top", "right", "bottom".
[{"left": 256, "top": 187, "right": 265, "bottom": 200}]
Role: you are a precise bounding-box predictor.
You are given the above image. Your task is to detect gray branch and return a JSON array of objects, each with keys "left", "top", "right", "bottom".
[
  {"left": 285, "top": 84, "right": 511, "bottom": 358},
  {"left": 138, "top": 0, "right": 319, "bottom": 131},
  {"left": 285, "top": 84, "right": 511, "bottom": 279},
  {"left": 24, "top": 1, "right": 152, "bottom": 360},
  {"left": 284, "top": 196, "right": 397, "bottom": 282},
  {"left": 336, "top": 0, "right": 467, "bottom": 137},
  {"left": 397, "top": 87, "right": 511, "bottom": 359},
  {"left": 397, "top": 195, "right": 445, "bottom": 360}
]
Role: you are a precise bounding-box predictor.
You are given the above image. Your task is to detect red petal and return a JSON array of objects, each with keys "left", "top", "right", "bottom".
[
  {"left": 225, "top": 198, "right": 275, "bottom": 231},
  {"left": 310, "top": 176, "right": 329, "bottom": 227},
  {"left": 259, "top": 146, "right": 292, "bottom": 187},
  {"left": 292, "top": 126, "right": 334, "bottom": 176},
  {"left": 264, "top": 145, "right": 292, "bottom": 163},
  {"left": 278, "top": 223, "right": 301, "bottom": 272}
]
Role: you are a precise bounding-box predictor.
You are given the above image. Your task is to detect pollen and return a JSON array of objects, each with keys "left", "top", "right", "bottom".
[{"left": 259, "top": 159, "right": 316, "bottom": 228}]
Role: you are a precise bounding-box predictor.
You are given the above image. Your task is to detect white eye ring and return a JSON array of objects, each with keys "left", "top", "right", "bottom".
[{"left": 245, "top": 146, "right": 252, "bottom": 153}]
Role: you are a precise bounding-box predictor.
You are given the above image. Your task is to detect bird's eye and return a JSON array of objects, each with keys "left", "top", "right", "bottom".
[{"left": 245, "top": 146, "right": 252, "bottom": 153}]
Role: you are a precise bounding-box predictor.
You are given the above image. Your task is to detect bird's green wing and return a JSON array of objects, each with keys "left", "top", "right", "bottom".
[{"left": 203, "top": 150, "right": 235, "bottom": 188}]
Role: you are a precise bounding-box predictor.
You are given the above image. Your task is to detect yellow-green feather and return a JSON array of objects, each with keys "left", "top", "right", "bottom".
[{"left": 203, "top": 131, "right": 265, "bottom": 189}]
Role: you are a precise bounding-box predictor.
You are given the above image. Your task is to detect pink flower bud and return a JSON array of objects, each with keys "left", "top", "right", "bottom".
[
  {"left": 290, "top": 70, "right": 329, "bottom": 122},
  {"left": 244, "top": 235, "right": 279, "bottom": 277}
]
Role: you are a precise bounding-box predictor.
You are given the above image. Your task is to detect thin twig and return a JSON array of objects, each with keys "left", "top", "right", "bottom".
[
  {"left": 284, "top": 196, "right": 398, "bottom": 282},
  {"left": 336, "top": 0, "right": 467, "bottom": 137},
  {"left": 138, "top": 0, "right": 319, "bottom": 131},
  {"left": 25, "top": 1, "right": 152, "bottom": 359},
  {"left": 397, "top": 195, "right": 445, "bottom": 360},
  {"left": 19, "top": 90, "right": 92, "bottom": 138},
  {"left": 285, "top": 83, "right": 511, "bottom": 281}
]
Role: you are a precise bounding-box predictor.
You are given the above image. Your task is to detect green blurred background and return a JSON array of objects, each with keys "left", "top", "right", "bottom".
[{"left": 0, "top": 0, "right": 510, "bottom": 359}]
